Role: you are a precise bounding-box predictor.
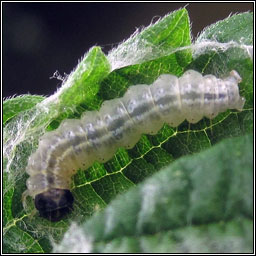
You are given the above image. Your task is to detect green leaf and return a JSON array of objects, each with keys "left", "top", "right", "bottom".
[
  {"left": 197, "top": 12, "right": 253, "bottom": 44},
  {"left": 92, "top": 218, "right": 253, "bottom": 253},
  {"left": 58, "top": 46, "right": 111, "bottom": 111},
  {"left": 3, "top": 9, "right": 253, "bottom": 253},
  {"left": 54, "top": 134, "right": 253, "bottom": 253},
  {"left": 108, "top": 8, "right": 191, "bottom": 70},
  {"left": 3, "top": 226, "right": 44, "bottom": 253},
  {"left": 3, "top": 95, "right": 45, "bottom": 126}
]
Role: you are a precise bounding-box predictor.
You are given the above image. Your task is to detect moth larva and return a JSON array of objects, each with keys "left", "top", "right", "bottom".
[{"left": 23, "top": 69, "right": 245, "bottom": 221}]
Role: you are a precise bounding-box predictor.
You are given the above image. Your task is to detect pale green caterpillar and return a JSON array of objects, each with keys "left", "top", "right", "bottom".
[{"left": 23, "top": 69, "right": 245, "bottom": 221}]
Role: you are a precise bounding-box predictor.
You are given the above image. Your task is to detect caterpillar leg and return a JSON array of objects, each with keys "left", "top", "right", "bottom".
[{"left": 22, "top": 190, "right": 30, "bottom": 212}]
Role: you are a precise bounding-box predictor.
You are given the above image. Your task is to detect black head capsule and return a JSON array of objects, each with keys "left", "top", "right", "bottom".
[{"left": 34, "top": 188, "right": 74, "bottom": 222}]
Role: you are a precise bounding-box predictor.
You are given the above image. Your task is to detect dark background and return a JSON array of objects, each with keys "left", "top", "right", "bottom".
[{"left": 3, "top": 2, "right": 253, "bottom": 98}]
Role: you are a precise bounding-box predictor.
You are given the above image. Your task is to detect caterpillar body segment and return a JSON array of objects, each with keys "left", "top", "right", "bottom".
[{"left": 23, "top": 70, "right": 245, "bottom": 221}]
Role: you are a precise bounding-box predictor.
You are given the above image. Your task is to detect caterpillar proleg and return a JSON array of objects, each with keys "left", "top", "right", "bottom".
[{"left": 23, "top": 69, "right": 245, "bottom": 221}]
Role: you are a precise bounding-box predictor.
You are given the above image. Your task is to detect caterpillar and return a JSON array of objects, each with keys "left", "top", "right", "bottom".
[{"left": 22, "top": 69, "right": 245, "bottom": 221}]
